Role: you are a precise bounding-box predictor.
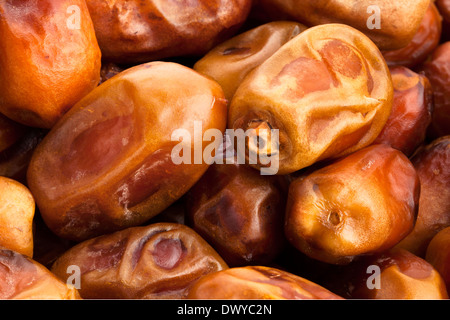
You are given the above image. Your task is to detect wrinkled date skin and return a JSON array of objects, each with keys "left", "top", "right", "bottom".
[
  {"left": 86, "top": 0, "right": 252, "bottom": 64},
  {"left": 326, "top": 248, "right": 449, "bottom": 299},
  {"left": 27, "top": 62, "right": 228, "bottom": 242},
  {"left": 0, "top": 177, "right": 35, "bottom": 257},
  {"left": 426, "top": 227, "right": 450, "bottom": 291},
  {"left": 51, "top": 223, "right": 228, "bottom": 299},
  {"left": 285, "top": 144, "right": 420, "bottom": 265},
  {"left": 420, "top": 42, "right": 450, "bottom": 139},
  {"left": 396, "top": 136, "right": 450, "bottom": 257},
  {"left": 186, "top": 265, "right": 344, "bottom": 299},
  {"left": 372, "top": 66, "right": 433, "bottom": 156},
  {"left": 0, "top": 0, "right": 101, "bottom": 128},
  {"left": 185, "top": 160, "right": 287, "bottom": 267},
  {"left": 229, "top": 24, "right": 393, "bottom": 175},
  {"left": 194, "top": 21, "right": 307, "bottom": 101},
  {"left": 382, "top": 3, "right": 442, "bottom": 68},
  {"left": 0, "top": 248, "right": 81, "bottom": 300},
  {"left": 256, "top": 0, "right": 430, "bottom": 50}
]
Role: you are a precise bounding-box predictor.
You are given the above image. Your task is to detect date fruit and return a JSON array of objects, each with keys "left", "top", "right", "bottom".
[
  {"left": 382, "top": 3, "right": 442, "bottom": 68},
  {"left": 194, "top": 21, "right": 307, "bottom": 101},
  {"left": 186, "top": 265, "right": 343, "bottom": 299},
  {"left": 185, "top": 159, "right": 287, "bottom": 267},
  {"left": 228, "top": 23, "right": 393, "bottom": 174},
  {"left": 420, "top": 42, "right": 450, "bottom": 139},
  {"left": 256, "top": 0, "right": 430, "bottom": 50},
  {"left": 0, "top": 248, "right": 81, "bottom": 300},
  {"left": 425, "top": 226, "right": 450, "bottom": 291},
  {"left": 0, "top": 177, "right": 35, "bottom": 257},
  {"left": 27, "top": 61, "right": 227, "bottom": 241},
  {"left": 285, "top": 144, "right": 420, "bottom": 265},
  {"left": 0, "top": 0, "right": 101, "bottom": 128},
  {"left": 372, "top": 66, "right": 433, "bottom": 156},
  {"left": 86, "top": 0, "right": 252, "bottom": 63},
  {"left": 396, "top": 136, "right": 450, "bottom": 257},
  {"left": 51, "top": 223, "right": 228, "bottom": 299}
]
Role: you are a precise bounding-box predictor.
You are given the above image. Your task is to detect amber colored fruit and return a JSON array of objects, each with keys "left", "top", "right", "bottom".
[
  {"left": 185, "top": 159, "right": 287, "bottom": 267},
  {"left": 85, "top": 0, "right": 252, "bottom": 64},
  {"left": 0, "top": 248, "right": 81, "bottom": 300},
  {"left": 285, "top": 144, "right": 420, "bottom": 265},
  {"left": 194, "top": 21, "right": 307, "bottom": 101},
  {"left": 396, "top": 136, "right": 450, "bottom": 257},
  {"left": 256, "top": 0, "right": 430, "bottom": 50},
  {"left": 0, "top": 177, "right": 35, "bottom": 257},
  {"left": 228, "top": 23, "right": 393, "bottom": 175},
  {"left": 332, "top": 248, "right": 449, "bottom": 299},
  {"left": 0, "top": 0, "right": 101, "bottom": 128},
  {"left": 186, "top": 265, "right": 344, "bottom": 299},
  {"left": 420, "top": 42, "right": 450, "bottom": 139},
  {"left": 425, "top": 227, "right": 450, "bottom": 291},
  {"left": 382, "top": 3, "right": 442, "bottom": 68},
  {"left": 372, "top": 66, "right": 433, "bottom": 156},
  {"left": 27, "top": 61, "right": 227, "bottom": 242},
  {"left": 51, "top": 223, "right": 228, "bottom": 299}
]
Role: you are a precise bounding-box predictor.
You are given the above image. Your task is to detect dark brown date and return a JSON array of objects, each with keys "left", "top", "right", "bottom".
[
  {"left": 372, "top": 66, "right": 433, "bottom": 156},
  {"left": 0, "top": 177, "right": 35, "bottom": 257},
  {"left": 420, "top": 42, "right": 450, "bottom": 139},
  {"left": 255, "top": 0, "right": 430, "bottom": 50},
  {"left": 185, "top": 156, "right": 287, "bottom": 267},
  {"left": 86, "top": 0, "right": 252, "bottom": 64},
  {"left": 396, "top": 136, "right": 450, "bottom": 257}
]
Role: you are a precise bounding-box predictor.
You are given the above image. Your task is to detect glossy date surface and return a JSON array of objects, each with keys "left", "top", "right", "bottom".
[
  {"left": 0, "top": 0, "right": 101, "bottom": 128},
  {"left": 51, "top": 223, "right": 228, "bottom": 299},
  {"left": 285, "top": 144, "right": 420, "bottom": 265},
  {"left": 27, "top": 61, "right": 228, "bottom": 241},
  {"left": 229, "top": 23, "right": 393, "bottom": 174}
]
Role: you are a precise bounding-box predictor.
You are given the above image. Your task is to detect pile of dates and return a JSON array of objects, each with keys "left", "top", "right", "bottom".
[{"left": 0, "top": 0, "right": 449, "bottom": 300}]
